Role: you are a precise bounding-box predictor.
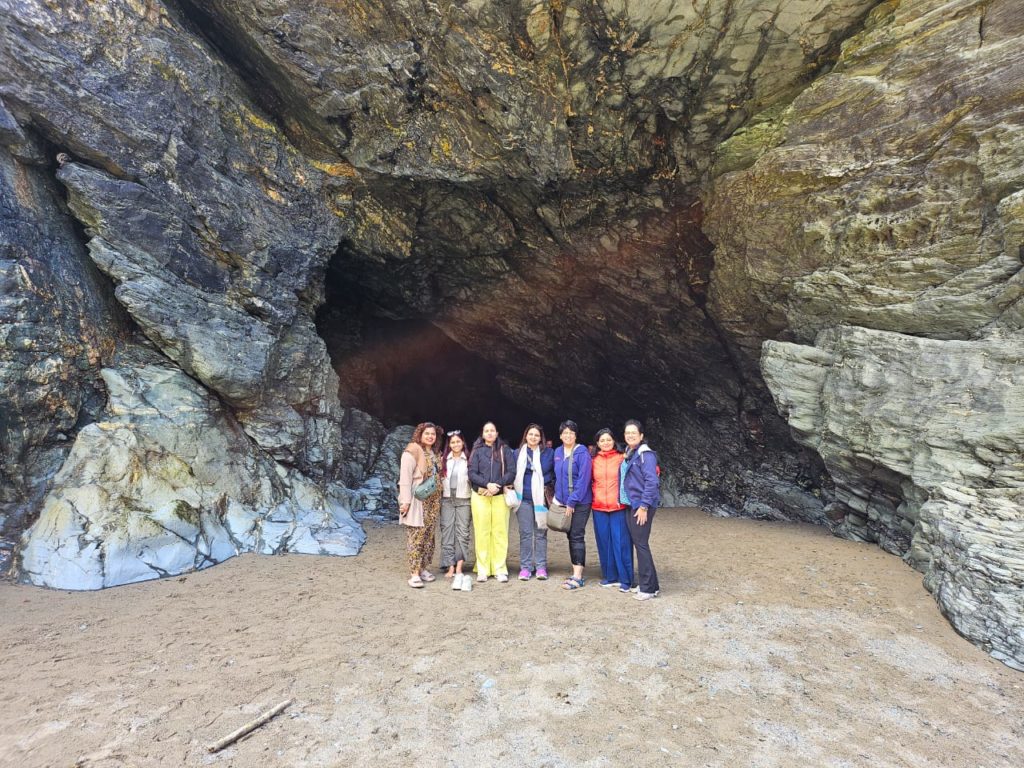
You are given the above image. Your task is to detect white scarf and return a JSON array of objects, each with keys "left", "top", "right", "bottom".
[{"left": 514, "top": 445, "right": 549, "bottom": 529}]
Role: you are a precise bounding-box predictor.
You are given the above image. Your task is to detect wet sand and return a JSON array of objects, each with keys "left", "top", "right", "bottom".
[{"left": 1, "top": 508, "right": 1021, "bottom": 767}]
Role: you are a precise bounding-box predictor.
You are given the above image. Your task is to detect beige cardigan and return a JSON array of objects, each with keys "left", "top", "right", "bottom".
[{"left": 398, "top": 444, "right": 427, "bottom": 527}]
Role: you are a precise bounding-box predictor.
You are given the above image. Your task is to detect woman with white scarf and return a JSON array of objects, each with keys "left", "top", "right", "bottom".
[{"left": 512, "top": 424, "right": 554, "bottom": 581}]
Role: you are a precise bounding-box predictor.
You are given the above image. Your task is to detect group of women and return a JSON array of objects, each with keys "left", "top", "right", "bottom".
[{"left": 397, "top": 419, "right": 661, "bottom": 601}]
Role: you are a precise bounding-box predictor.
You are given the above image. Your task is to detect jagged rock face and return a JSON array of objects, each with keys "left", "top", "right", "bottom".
[
  {"left": 18, "top": 360, "right": 366, "bottom": 590},
  {"left": 718, "top": 0, "right": 1024, "bottom": 668},
  {"left": 762, "top": 326, "right": 1024, "bottom": 669},
  {"left": 0, "top": 0, "right": 353, "bottom": 478},
  {"left": 0, "top": 0, "right": 1021, "bottom": 668},
  {"left": 176, "top": 0, "right": 877, "bottom": 184},
  {"left": 0, "top": 0, "right": 384, "bottom": 586},
  {"left": 705, "top": 0, "right": 1024, "bottom": 357},
  {"left": 0, "top": 144, "right": 124, "bottom": 565}
]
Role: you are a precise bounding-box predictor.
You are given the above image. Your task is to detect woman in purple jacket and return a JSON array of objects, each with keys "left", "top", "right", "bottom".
[
  {"left": 553, "top": 419, "right": 593, "bottom": 590},
  {"left": 621, "top": 419, "right": 660, "bottom": 600}
]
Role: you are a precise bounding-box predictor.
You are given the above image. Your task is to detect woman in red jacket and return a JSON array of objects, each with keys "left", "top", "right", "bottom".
[{"left": 590, "top": 428, "right": 633, "bottom": 592}]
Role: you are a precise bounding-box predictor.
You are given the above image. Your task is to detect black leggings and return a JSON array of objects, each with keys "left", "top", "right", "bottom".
[
  {"left": 568, "top": 504, "right": 591, "bottom": 567},
  {"left": 626, "top": 506, "right": 659, "bottom": 593}
]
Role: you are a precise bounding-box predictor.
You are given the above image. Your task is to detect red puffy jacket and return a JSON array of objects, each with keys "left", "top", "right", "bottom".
[{"left": 591, "top": 449, "right": 626, "bottom": 512}]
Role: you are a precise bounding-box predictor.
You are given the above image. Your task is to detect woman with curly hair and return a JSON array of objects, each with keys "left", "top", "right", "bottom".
[{"left": 398, "top": 422, "right": 443, "bottom": 588}]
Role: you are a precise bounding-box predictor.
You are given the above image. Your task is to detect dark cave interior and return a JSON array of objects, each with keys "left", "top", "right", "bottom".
[{"left": 315, "top": 260, "right": 661, "bottom": 448}]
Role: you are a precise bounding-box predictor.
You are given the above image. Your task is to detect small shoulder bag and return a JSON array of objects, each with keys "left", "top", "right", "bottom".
[
  {"left": 546, "top": 448, "right": 574, "bottom": 532},
  {"left": 413, "top": 452, "right": 438, "bottom": 500}
]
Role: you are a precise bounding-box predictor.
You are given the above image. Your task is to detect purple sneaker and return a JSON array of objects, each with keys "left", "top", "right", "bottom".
[
  {"left": 518, "top": 568, "right": 531, "bottom": 581},
  {"left": 535, "top": 567, "right": 548, "bottom": 580}
]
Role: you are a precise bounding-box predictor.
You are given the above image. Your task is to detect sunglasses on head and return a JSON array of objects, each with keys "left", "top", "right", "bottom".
[{"left": 446, "top": 429, "right": 462, "bottom": 437}]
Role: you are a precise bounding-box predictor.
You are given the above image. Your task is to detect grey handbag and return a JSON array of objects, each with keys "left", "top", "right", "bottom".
[{"left": 546, "top": 448, "right": 574, "bottom": 532}]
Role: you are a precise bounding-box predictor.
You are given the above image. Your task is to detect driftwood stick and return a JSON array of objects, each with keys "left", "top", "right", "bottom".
[{"left": 206, "top": 698, "right": 293, "bottom": 753}]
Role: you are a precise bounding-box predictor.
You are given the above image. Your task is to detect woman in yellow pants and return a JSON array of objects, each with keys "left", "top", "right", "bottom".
[{"left": 467, "top": 421, "right": 515, "bottom": 582}]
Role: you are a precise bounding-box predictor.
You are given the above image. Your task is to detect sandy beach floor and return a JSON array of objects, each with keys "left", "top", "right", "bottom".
[{"left": 1, "top": 508, "right": 1021, "bottom": 768}]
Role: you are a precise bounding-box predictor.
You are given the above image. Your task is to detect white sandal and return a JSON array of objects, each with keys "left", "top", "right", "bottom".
[
  {"left": 419, "top": 570, "right": 436, "bottom": 582},
  {"left": 408, "top": 576, "right": 424, "bottom": 588}
]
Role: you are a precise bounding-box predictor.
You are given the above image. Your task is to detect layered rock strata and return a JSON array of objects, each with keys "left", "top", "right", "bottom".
[
  {"left": 1, "top": 0, "right": 385, "bottom": 586},
  {"left": 762, "top": 327, "right": 1023, "bottom": 668},
  {"left": 0, "top": 0, "right": 1020, "bottom": 670},
  {"left": 0, "top": 142, "right": 124, "bottom": 568},
  {"left": 0, "top": 0, "right": 352, "bottom": 477},
  {"left": 714, "top": 0, "right": 1024, "bottom": 667}
]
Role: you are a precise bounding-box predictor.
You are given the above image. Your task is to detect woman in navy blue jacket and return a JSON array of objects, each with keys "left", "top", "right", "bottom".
[
  {"left": 621, "top": 419, "right": 660, "bottom": 600},
  {"left": 468, "top": 421, "right": 516, "bottom": 582},
  {"left": 512, "top": 424, "right": 555, "bottom": 580},
  {"left": 552, "top": 420, "right": 593, "bottom": 590}
]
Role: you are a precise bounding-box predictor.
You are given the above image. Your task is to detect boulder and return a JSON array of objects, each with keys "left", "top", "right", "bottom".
[{"left": 17, "top": 361, "right": 366, "bottom": 590}]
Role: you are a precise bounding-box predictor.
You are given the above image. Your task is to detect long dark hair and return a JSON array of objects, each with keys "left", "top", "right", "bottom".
[
  {"left": 591, "top": 427, "right": 622, "bottom": 456},
  {"left": 441, "top": 429, "right": 466, "bottom": 478},
  {"left": 520, "top": 423, "right": 546, "bottom": 449},
  {"left": 444, "top": 429, "right": 467, "bottom": 457}
]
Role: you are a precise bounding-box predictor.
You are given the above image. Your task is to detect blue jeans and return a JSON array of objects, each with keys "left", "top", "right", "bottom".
[
  {"left": 516, "top": 500, "right": 548, "bottom": 570},
  {"left": 593, "top": 509, "right": 633, "bottom": 585}
]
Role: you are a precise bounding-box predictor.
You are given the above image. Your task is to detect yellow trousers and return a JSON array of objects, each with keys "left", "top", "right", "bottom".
[{"left": 471, "top": 492, "right": 509, "bottom": 577}]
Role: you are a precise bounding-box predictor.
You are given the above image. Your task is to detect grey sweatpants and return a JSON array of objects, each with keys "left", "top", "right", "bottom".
[{"left": 440, "top": 496, "right": 471, "bottom": 567}]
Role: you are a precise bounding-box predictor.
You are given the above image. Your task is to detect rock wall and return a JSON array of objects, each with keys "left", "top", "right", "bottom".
[
  {"left": 762, "top": 327, "right": 1023, "bottom": 667},
  {"left": 0, "top": 141, "right": 124, "bottom": 567},
  {"left": 1, "top": 0, "right": 353, "bottom": 477},
  {"left": 706, "top": 0, "right": 1024, "bottom": 360},
  {"left": 709, "top": 0, "right": 1024, "bottom": 667},
  {"left": 0, "top": 0, "right": 1021, "bottom": 668},
  {"left": 1, "top": 0, "right": 390, "bottom": 586}
]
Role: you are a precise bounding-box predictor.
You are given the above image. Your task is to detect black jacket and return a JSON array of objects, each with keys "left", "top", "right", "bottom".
[{"left": 468, "top": 438, "right": 515, "bottom": 489}]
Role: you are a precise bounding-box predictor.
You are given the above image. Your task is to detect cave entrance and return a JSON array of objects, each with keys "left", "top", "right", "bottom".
[
  {"left": 316, "top": 281, "right": 553, "bottom": 443},
  {"left": 314, "top": 271, "right": 651, "bottom": 453}
]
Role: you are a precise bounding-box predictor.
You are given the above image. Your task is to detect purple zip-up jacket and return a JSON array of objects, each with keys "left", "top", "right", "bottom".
[
  {"left": 553, "top": 443, "right": 593, "bottom": 507},
  {"left": 622, "top": 444, "right": 660, "bottom": 509}
]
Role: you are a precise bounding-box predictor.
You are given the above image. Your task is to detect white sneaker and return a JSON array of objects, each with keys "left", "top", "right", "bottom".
[
  {"left": 476, "top": 573, "right": 488, "bottom": 583},
  {"left": 496, "top": 573, "right": 509, "bottom": 583},
  {"left": 451, "top": 574, "right": 464, "bottom": 590},
  {"left": 461, "top": 576, "right": 473, "bottom": 592},
  {"left": 634, "top": 590, "right": 661, "bottom": 601}
]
